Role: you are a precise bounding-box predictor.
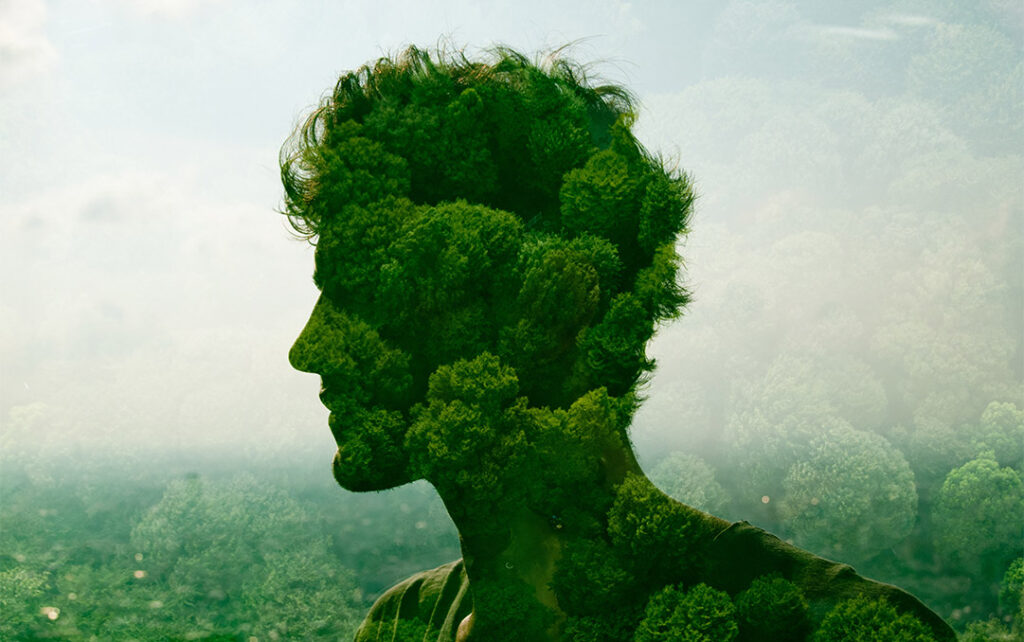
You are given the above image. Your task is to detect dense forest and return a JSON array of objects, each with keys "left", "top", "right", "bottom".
[
  {"left": 0, "top": 452, "right": 461, "bottom": 640},
  {"left": 2, "top": 0, "right": 1021, "bottom": 640},
  {"left": 1, "top": 413, "right": 1022, "bottom": 641}
]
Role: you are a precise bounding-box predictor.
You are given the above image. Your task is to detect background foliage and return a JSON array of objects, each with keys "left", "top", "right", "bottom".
[{"left": 1, "top": 0, "right": 1021, "bottom": 639}]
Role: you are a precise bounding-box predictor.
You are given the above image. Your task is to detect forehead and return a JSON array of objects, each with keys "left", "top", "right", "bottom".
[
  {"left": 311, "top": 198, "right": 421, "bottom": 292},
  {"left": 311, "top": 200, "right": 530, "bottom": 316}
]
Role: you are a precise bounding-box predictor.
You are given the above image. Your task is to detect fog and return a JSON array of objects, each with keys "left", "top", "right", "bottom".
[
  {"left": 3, "top": 0, "right": 1018, "bottom": 469},
  {"left": 2, "top": 1, "right": 1021, "bottom": 637}
]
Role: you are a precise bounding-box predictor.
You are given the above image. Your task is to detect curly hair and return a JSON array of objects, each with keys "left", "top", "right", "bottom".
[
  {"left": 282, "top": 46, "right": 653, "bottom": 233},
  {"left": 281, "top": 45, "right": 694, "bottom": 408}
]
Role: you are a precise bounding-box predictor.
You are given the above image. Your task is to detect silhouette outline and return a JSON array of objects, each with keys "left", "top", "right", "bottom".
[{"left": 283, "top": 46, "right": 956, "bottom": 642}]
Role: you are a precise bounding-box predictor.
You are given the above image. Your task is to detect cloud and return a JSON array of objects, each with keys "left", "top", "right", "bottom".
[
  {"left": 0, "top": 0, "right": 58, "bottom": 87},
  {"left": 882, "top": 13, "right": 939, "bottom": 28},
  {"left": 610, "top": 0, "right": 644, "bottom": 36},
  {"left": 105, "top": 0, "right": 224, "bottom": 19},
  {"left": 0, "top": 161, "right": 323, "bottom": 456},
  {"left": 801, "top": 24, "right": 900, "bottom": 42}
]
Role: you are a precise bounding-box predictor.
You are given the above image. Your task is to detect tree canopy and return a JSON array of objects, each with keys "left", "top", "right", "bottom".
[
  {"left": 283, "top": 47, "right": 693, "bottom": 428},
  {"left": 932, "top": 454, "right": 1024, "bottom": 575}
]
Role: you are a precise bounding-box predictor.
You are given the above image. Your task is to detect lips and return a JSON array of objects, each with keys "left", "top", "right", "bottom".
[
  {"left": 317, "top": 381, "right": 347, "bottom": 443},
  {"left": 327, "top": 410, "right": 347, "bottom": 443},
  {"left": 318, "top": 377, "right": 343, "bottom": 410}
]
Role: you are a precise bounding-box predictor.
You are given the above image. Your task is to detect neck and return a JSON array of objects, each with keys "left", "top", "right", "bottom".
[{"left": 434, "top": 439, "right": 646, "bottom": 641}]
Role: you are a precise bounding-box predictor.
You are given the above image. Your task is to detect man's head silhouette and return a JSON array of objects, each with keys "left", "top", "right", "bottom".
[
  {"left": 285, "top": 46, "right": 691, "bottom": 494},
  {"left": 282, "top": 46, "right": 955, "bottom": 642}
]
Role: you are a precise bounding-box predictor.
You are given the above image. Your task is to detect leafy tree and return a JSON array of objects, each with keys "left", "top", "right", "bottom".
[
  {"left": 607, "top": 474, "right": 710, "bottom": 587},
  {"left": 0, "top": 567, "right": 48, "bottom": 640},
  {"left": 893, "top": 401, "right": 1023, "bottom": 505},
  {"left": 563, "top": 614, "right": 639, "bottom": 642},
  {"left": 734, "top": 574, "right": 810, "bottom": 642},
  {"left": 907, "top": 22, "right": 1022, "bottom": 153},
  {"left": 959, "top": 618, "right": 1018, "bottom": 642},
  {"left": 971, "top": 401, "right": 1024, "bottom": 470},
  {"left": 130, "top": 474, "right": 362, "bottom": 640},
  {"left": 551, "top": 537, "right": 635, "bottom": 619},
  {"left": 932, "top": 454, "right": 1024, "bottom": 576},
  {"left": 999, "top": 557, "right": 1023, "bottom": 620},
  {"left": 649, "top": 452, "right": 731, "bottom": 515},
  {"left": 889, "top": 415, "right": 978, "bottom": 502},
  {"left": 780, "top": 425, "right": 917, "bottom": 563},
  {"left": 960, "top": 558, "right": 1024, "bottom": 642},
  {"left": 813, "top": 597, "right": 936, "bottom": 641},
  {"left": 725, "top": 353, "right": 889, "bottom": 523},
  {"left": 633, "top": 583, "right": 739, "bottom": 642}
]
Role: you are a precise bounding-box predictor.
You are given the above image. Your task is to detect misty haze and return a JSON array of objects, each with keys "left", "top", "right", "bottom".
[{"left": 1, "top": 1, "right": 1021, "bottom": 640}]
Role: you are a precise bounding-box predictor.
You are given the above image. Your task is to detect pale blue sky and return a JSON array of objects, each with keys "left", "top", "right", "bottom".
[{"left": 2, "top": 0, "right": 1020, "bottom": 463}]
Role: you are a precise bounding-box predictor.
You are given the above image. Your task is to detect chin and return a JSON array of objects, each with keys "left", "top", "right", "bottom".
[
  {"left": 326, "top": 409, "right": 415, "bottom": 491},
  {"left": 331, "top": 447, "right": 415, "bottom": 492}
]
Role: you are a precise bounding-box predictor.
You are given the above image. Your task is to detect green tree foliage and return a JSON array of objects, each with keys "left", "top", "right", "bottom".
[
  {"left": 892, "top": 401, "right": 1023, "bottom": 506},
  {"left": 563, "top": 614, "right": 640, "bottom": 642},
  {"left": 813, "top": 597, "right": 937, "bottom": 642},
  {"left": 971, "top": 402, "right": 1024, "bottom": 470},
  {"left": 959, "top": 618, "right": 1019, "bottom": 642},
  {"left": 129, "top": 474, "right": 362, "bottom": 640},
  {"left": 649, "top": 452, "right": 731, "bottom": 515},
  {"left": 0, "top": 464, "right": 460, "bottom": 641},
  {"left": 551, "top": 538, "right": 634, "bottom": 619},
  {"left": 1000, "top": 557, "right": 1023, "bottom": 620},
  {"left": 633, "top": 583, "right": 739, "bottom": 642},
  {"left": 906, "top": 22, "right": 1023, "bottom": 152},
  {"left": 969, "top": 557, "right": 1024, "bottom": 641},
  {"left": 274, "top": 40, "right": 975, "bottom": 641},
  {"left": 734, "top": 574, "right": 810, "bottom": 642},
  {"left": 471, "top": 577, "right": 556, "bottom": 640},
  {"left": 0, "top": 567, "right": 48, "bottom": 639},
  {"left": 283, "top": 46, "right": 692, "bottom": 435},
  {"left": 607, "top": 474, "right": 708, "bottom": 587},
  {"left": 725, "top": 353, "right": 889, "bottom": 519},
  {"left": 933, "top": 455, "right": 1024, "bottom": 576},
  {"left": 780, "top": 425, "right": 917, "bottom": 562},
  {"left": 405, "top": 353, "right": 530, "bottom": 525}
]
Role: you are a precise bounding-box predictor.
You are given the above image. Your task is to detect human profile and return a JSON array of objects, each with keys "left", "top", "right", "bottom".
[{"left": 282, "top": 46, "right": 956, "bottom": 642}]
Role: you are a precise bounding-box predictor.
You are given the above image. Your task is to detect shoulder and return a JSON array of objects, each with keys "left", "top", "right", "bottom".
[
  {"left": 708, "top": 521, "right": 956, "bottom": 641},
  {"left": 354, "top": 559, "right": 471, "bottom": 642}
]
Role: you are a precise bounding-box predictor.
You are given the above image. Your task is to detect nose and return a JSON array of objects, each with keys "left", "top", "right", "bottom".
[{"left": 289, "top": 295, "right": 329, "bottom": 374}]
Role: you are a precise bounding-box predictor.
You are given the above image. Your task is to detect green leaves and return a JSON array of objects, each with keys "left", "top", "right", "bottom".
[
  {"left": 128, "top": 475, "right": 362, "bottom": 640},
  {"left": 0, "top": 567, "right": 48, "bottom": 639},
  {"left": 813, "top": 597, "right": 936, "bottom": 642},
  {"left": 607, "top": 474, "right": 706, "bottom": 586},
  {"left": 634, "top": 583, "right": 739, "bottom": 642},
  {"left": 551, "top": 538, "right": 634, "bottom": 617},
  {"left": 289, "top": 296, "right": 412, "bottom": 408},
  {"left": 561, "top": 149, "right": 643, "bottom": 245},
  {"left": 313, "top": 196, "right": 417, "bottom": 313},
  {"left": 287, "top": 49, "right": 696, "bottom": 461},
  {"left": 972, "top": 401, "right": 1024, "bottom": 469},
  {"left": 779, "top": 425, "right": 917, "bottom": 563},
  {"left": 734, "top": 575, "right": 810, "bottom": 642},
  {"left": 933, "top": 454, "right": 1024, "bottom": 573},
  {"left": 425, "top": 352, "right": 519, "bottom": 412},
  {"left": 405, "top": 354, "right": 529, "bottom": 507},
  {"left": 638, "top": 173, "right": 692, "bottom": 254},
  {"left": 649, "top": 453, "right": 731, "bottom": 515},
  {"left": 575, "top": 293, "right": 656, "bottom": 396},
  {"left": 298, "top": 122, "right": 411, "bottom": 233},
  {"left": 634, "top": 243, "right": 688, "bottom": 321},
  {"left": 329, "top": 404, "right": 411, "bottom": 491}
]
